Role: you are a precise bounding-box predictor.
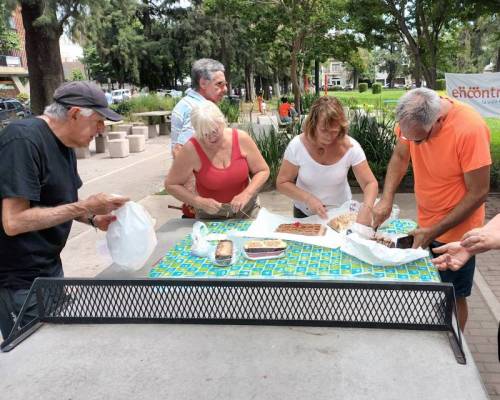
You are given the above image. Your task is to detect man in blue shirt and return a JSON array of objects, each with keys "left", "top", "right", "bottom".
[{"left": 171, "top": 58, "right": 227, "bottom": 158}]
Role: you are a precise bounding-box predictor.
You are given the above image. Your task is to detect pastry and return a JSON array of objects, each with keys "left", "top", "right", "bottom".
[
  {"left": 371, "top": 234, "right": 395, "bottom": 248},
  {"left": 327, "top": 212, "right": 357, "bottom": 232},
  {"left": 275, "top": 222, "right": 326, "bottom": 236},
  {"left": 244, "top": 239, "right": 287, "bottom": 259},
  {"left": 215, "top": 240, "right": 233, "bottom": 263},
  {"left": 244, "top": 239, "right": 287, "bottom": 253}
]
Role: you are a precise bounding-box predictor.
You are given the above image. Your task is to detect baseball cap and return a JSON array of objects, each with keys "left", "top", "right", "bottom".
[{"left": 53, "top": 81, "right": 123, "bottom": 121}]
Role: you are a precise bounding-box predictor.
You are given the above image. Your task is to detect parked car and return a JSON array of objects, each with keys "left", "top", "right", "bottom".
[
  {"left": 0, "top": 98, "right": 31, "bottom": 128},
  {"left": 111, "top": 89, "right": 131, "bottom": 103},
  {"left": 166, "top": 89, "right": 183, "bottom": 98},
  {"left": 155, "top": 89, "right": 182, "bottom": 98}
]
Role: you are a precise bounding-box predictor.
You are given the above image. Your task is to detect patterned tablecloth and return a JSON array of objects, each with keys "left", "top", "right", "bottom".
[{"left": 149, "top": 219, "right": 440, "bottom": 282}]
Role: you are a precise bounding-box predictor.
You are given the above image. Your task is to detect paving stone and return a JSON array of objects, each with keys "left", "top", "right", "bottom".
[
  {"left": 468, "top": 328, "right": 498, "bottom": 336},
  {"left": 482, "top": 372, "right": 500, "bottom": 384},
  {"left": 485, "top": 363, "right": 500, "bottom": 373},
  {"left": 476, "top": 344, "right": 499, "bottom": 353}
]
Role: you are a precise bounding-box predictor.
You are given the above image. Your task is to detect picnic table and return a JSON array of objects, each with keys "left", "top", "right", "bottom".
[
  {"left": 0, "top": 218, "right": 488, "bottom": 399},
  {"left": 132, "top": 110, "right": 171, "bottom": 136}
]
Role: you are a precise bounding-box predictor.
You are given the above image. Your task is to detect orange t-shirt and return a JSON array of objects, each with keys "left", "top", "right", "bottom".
[
  {"left": 397, "top": 99, "right": 491, "bottom": 243},
  {"left": 279, "top": 102, "right": 291, "bottom": 118}
]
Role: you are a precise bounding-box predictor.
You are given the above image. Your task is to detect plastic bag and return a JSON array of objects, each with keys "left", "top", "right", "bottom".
[
  {"left": 190, "top": 222, "right": 239, "bottom": 266},
  {"left": 106, "top": 201, "right": 157, "bottom": 271},
  {"left": 191, "top": 221, "right": 213, "bottom": 258}
]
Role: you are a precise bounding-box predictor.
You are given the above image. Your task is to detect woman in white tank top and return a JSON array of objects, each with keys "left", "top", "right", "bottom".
[{"left": 276, "top": 96, "right": 378, "bottom": 225}]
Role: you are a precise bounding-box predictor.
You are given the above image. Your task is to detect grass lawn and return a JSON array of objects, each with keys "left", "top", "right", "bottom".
[
  {"left": 329, "top": 88, "right": 407, "bottom": 107},
  {"left": 264, "top": 89, "right": 500, "bottom": 159},
  {"left": 487, "top": 118, "right": 500, "bottom": 159},
  {"left": 327, "top": 89, "right": 500, "bottom": 160}
]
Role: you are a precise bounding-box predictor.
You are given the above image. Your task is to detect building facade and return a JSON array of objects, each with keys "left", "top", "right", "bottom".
[{"left": 0, "top": 6, "right": 29, "bottom": 97}]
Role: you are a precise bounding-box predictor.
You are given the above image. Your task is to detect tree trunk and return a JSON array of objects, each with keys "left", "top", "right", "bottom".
[
  {"left": 496, "top": 48, "right": 500, "bottom": 72},
  {"left": 220, "top": 37, "right": 232, "bottom": 95},
  {"left": 244, "top": 64, "right": 255, "bottom": 102},
  {"left": 21, "top": 1, "right": 64, "bottom": 115},
  {"left": 262, "top": 77, "right": 271, "bottom": 100},
  {"left": 141, "top": 0, "right": 152, "bottom": 38},
  {"left": 283, "top": 76, "right": 289, "bottom": 94},
  {"left": 290, "top": 33, "right": 304, "bottom": 114},
  {"left": 314, "top": 59, "right": 320, "bottom": 94},
  {"left": 272, "top": 70, "right": 281, "bottom": 99},
  {"left": 255, "top": 75, "right": 262, "bottom": 96},
  {"left": 352, "top": 69, "right": 359, "bottom": 89}
]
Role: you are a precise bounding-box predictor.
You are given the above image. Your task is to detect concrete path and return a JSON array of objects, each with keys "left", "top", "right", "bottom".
[{"left": 61, "top": 135, "right": 499, "bottom": 398}]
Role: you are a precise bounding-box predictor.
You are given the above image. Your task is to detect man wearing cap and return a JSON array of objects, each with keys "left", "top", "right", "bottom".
[{"left": 0, "top": 81, "right": 129, "bottom": 339}]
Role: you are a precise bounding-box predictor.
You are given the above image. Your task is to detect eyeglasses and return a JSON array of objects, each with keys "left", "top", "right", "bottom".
[
  {"left": 401, "top": 119, "right": 441, "bottom": 144},
  {"left": 213, "top": 80, "right": 227, "bottom": 89}
]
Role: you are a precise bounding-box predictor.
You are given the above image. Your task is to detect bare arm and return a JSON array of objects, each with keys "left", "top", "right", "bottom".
[
  {"left": 352, "top": 160, "right": 378, "bottom": 225},
  {"left": 483, "top": 213, "right": 500, "bottom": 232},
  {"left": 276, "top": 159, "right": 327, "bottom": 218},
  {"left": 238, "top": 130, "right": 270, "bottom": 197},
  {"left": 164, "top": 142, "right": 203, "bottom": 206},
  {"left": 276, "top": 160, "right": 309, "bottom": 203},
  {"left": 372, "top": 139, "right": 410, "bottom": 227},
  {"left": 2, "top": 194, "right": 128, "bottom": 236},
  {"left": 381, "top": 139, "right": 410, "bottom": 203}
]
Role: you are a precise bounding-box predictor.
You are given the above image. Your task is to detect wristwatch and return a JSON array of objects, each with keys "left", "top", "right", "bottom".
[{"left": 87, "top": 215, "right": 97, "bottom": 228}]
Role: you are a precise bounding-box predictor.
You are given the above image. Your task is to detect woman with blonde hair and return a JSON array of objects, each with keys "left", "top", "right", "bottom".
[
  {"left": 276, "top": 96, "right": 378, "bottom": 224},
  {"left": 165, "top": 101, "right": 269, "bottom": 219}
]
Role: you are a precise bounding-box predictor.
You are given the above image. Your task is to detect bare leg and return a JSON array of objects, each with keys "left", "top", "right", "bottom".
[{"left": 456, "top": 297, "right": 468, "bottom": 331}]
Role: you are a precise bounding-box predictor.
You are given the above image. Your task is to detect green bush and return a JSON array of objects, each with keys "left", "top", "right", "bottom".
[
  {"left": 111, "top": 100, "right": 133, "bottom": 116},
  {"left": 219, "top": 98, "right": 240, "bottom": 123},
  {"left": 339, "top": 97, "right": 359, "bottom": 110},
  {"left": 358, "top": 83, "right": 368, "bottom": 93},
  {"left": 436, "top": 79, "right": 446, "bottom": 91},
  {"left": 372, "top": 83, "right": 382, "bottom": 94},
  {"left": 348, "top": 109, "right": 397, "bottom": 183},
  {"left": 249, "top": 125, "right": 296, "bottom": 189},
  {"left": 301, "top": 92, "right": 320, "bottom": 113},
  {"left": 112, "top": 94, "right": 177, "bottom": 120},
  {"left": 16, "top": 92, "right": 29, "bottom": 103}
]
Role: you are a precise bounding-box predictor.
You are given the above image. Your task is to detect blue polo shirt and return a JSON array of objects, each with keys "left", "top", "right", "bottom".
[{"left": 170, "top": 89, "right": 208, "bottom": 148}]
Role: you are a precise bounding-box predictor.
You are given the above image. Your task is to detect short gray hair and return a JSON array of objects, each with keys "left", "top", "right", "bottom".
[
  {"left": 44, "top": 102, "right": 95, "bottom": 120},
  {"left": 191, "top": 58, "right": 225, "bottom": 90},
  {"left": 395, "top": 88, "right": 441, "bottom": 129},
  {"left": 191, "top": 101, "right": 227, "bottom": 140}
]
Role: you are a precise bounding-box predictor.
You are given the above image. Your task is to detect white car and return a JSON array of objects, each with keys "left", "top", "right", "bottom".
[
  {"left": 111, "top": 89, "right": 131, "bottom": 103},
  {"left": 166, "top": 89, "right": 183, "bottom": 98},
  {"left": 156, "top": 89, "right": 182, "bottom": 98}
]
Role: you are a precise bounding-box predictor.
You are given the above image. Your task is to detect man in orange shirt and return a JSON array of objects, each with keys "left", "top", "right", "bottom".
[{"left": 372, "top": 87, "right": 491, "bottom": 330}]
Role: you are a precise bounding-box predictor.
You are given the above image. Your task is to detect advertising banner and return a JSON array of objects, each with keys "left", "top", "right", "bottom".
[{"left": 445, "top": 72, "right": 500, "bottom": 117}]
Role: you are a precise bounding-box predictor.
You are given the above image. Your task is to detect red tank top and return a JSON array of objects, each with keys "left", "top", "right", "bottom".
[{"left": 190, "top": 129, "right": 249, "bottom": 203}]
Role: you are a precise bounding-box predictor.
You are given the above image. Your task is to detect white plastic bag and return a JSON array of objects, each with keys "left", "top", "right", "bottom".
[
  {"left": 191, "top": 222, "right": 213, "bottom": 257},
  {"left": 190, "top": 222, "right": 239, "bottom": 266},
  {"left": 106, "top": 201, "right": 157, "bottom": 271}
]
